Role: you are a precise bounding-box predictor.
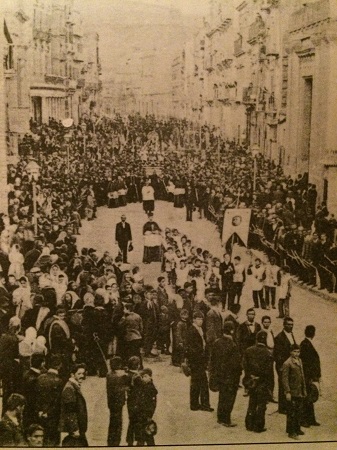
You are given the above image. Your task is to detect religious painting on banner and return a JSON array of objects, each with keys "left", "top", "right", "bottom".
[{"left": 222, "top": 208, "right": 252, "bottom": 248}]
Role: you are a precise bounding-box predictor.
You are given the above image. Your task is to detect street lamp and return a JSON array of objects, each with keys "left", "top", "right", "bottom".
[
  {"left": 251, "top": 144, "right": 260, "bottom": 193},
  {"left": 62, "top": 118, "right": 74, "bottom": 173},
  {"left": 26, "top": 159, "right": 41, "bottom": 236}
]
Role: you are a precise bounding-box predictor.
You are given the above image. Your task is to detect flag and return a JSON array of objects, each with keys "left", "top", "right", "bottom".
[{"left": 222, "top": 208, "right": 252, "bottom": 247}]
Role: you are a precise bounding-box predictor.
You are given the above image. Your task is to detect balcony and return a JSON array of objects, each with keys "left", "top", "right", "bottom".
[
  {"left": 247, "top": 18, "right": 265, "bottom": 45},
  {"left": 73, "top": 52, "right": 84, "bottom": 63},
  {"left": 33, "top": 28, "right": 52, "bottom": 42},
  {"left": 289, "top": 0, "right": 330, "bottom": 32},
  {"left": 234, "top": 38, "right": 244, "bottom": 57},
  {"left": 242, "top": 86, "right": 258, "bottom": 104},
  {"left": 77, "top": 78, "right": 85, "bottom": 88},
  {"left": 321, "top": 149, "right": 337, "bottom": 167},
  {"left": 45, "top": 74, "right": 66, "bottom": 85},
  {"left": 66, "top": 44, "right": 74, "bottom": 54}
]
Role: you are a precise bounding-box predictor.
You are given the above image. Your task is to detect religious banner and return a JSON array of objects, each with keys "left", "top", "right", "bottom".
[{"left": 222, "top": 208, "right": 252, "bottom": 247}]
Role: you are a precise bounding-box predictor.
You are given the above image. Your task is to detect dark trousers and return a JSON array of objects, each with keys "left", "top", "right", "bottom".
[
  {"left": 301, "top": 395, "right": 316, "bottom": 426},
  {"left": 117, "top": 241, "right": 128, "bottom": 263},
  {"left": 217, "top": 383, "right": 239, "bottom": 424},
  {"left": 124, "top": 339, "right": 143, "bottom": 367},
  {"left": 264, "top": 286, "right": 276, "bottom": 307},
  {"left": 190, "top": 368, "right": 210, "bottom": 410},
  {"left": 253, "top": 290, "right": 265, "bottom": 308},
  {"left": 144, "top": 327, "right": 157, "bottom": 356},
  {"left": 229, "top": 282, "right": 243, "bottom": 306},
  {"left": 278, "top": 297, "right": 289, "bottom": 318},
  {"left": 221, "top": 283, "right": 232, "bottom": 310},
  {"left": 286, "top": 397, "right": 303, "bottom": 435},
  {"left": 186, "top": 205, "right": 193, "bottom": 221},
  {"left": 245, "top": 386, "right": 268, "bottom": 432},
  {"left": 108, "top": 405, "right": 123, "bottom": 446},
  {"left": 157, "top": 329, "right": 170, "bottom": 352},
  {"left": 277, "top": 371, "right": 287, "bottom": 414},
  {"left": 135, "top": 419, "right": 155, "bottom": 447},
  {"left": 126, "top": 411, "right": 137, "bottom": 446}
]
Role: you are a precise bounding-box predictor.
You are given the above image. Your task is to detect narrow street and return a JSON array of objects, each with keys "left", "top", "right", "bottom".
[{"left": 78, "top": 201, "right": 337, "bottom": 446}]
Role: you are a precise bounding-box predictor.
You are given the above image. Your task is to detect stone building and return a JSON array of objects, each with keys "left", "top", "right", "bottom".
[
  {"left": 283, "top": 0, "right": 337, "bottom": 212},
  {"left": 81, "top": 31, "right": 103, "bottom": 117},
  {"left": 171, "top": 0, "right": 337, "bottom": 208},
  {"left": 2, "top": 0, "right": 101, "bottom": 159}
]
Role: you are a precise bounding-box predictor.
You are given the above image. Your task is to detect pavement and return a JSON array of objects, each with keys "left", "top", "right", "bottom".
[{"left": 77, "top": 201, "right": 337, "bottom": 446}]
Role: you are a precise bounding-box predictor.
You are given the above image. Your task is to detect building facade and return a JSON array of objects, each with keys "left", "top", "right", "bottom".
[
  {"left": 171, "top": 0, "right": 337, "bottom": 208},
  {"left": 3, "top": 0, "right": 102, "bottom": 158}
]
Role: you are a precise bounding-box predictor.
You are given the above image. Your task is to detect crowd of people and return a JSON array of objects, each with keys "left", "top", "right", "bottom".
[
  {"left": 0, "top": 111, "right": 330, "bottom": 445},
  {"left": 9, "top": 112, "right": 337, "bottom": 297}
]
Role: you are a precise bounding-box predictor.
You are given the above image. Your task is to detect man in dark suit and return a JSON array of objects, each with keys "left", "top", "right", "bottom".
[
  {"left": 243, "top": 330, "right": 274, "bottom": 433},
  {"left": 205, "top": 290, "right": 223, "bottom": 351},
  {"left": 157, "top": 276, "right": 169, "bottom": 308},
  {"left": 138, "top": 286, "right": 159, "bottom": 358},
  {"left": 22, "top": 353, "right": 45, "bottom": 428},
  {"left": 115, "top": 214, "right": 132, "bottom": 263},
  {"left": 237, "top": 308, "right": 262, "bottom": 356},
  {"left": 35, "top": 354, "right": 63, "bottom": 446},
  {"left": 274, "top": 317, "right": 296, "bottom": 414},
  {"left": 300, "top": 325, "right": 321, "bottom": 427},
  {"left": 60, "top": 363, "right": 88, "bottom": 447},
  {"left": 186, "top": 311, "right": 213, "bottom": 412},
  {"left": 209, "top": 321, "right": 242, "bottom": 427}
]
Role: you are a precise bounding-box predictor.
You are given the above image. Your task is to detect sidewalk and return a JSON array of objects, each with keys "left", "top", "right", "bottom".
[{"left": 251, "top": 247, "right": 337, "bottom": 304}]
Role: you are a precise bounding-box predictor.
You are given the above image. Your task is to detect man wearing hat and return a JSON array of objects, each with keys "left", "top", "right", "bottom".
[
  {"left": 281, "top": 344, "right": 307, "bottom": 440},
  {"left": 186, "top": 311, "right": 213, "bottom": 412}
]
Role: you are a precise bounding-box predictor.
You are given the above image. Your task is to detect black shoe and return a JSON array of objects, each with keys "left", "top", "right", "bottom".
[
  {"left": 298, "top": 430, "right": 305, "bottom": 436},
  {"left": 254, "top": 428, "right": 267, "bottom": 433},
  {"left": 200, "top": 406, "right": 214, "bottom": 412},
  {"left": 312, "top": 422, "right": 320, "bottom": 426},
  {"left": 190, "top": 405, "right": 201, "bottom": 411},
  {"left": 288, "top": 434, "right": 300, "bottom": 440},
  {"left": 301, "top": 423, "right": 310, "bottom": 428},
  {"left": 222, "top": 422, "right": 237, "bottom": 427}
]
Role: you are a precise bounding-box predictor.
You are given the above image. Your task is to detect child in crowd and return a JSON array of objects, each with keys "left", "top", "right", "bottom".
[
  {"left": 172, "top": 308, "right": 189, "bottom": 367},
  {"left": 164, "top": 247, "right": 176, "bottom": 286},
  {"left": 133, "top": 368, "right": 158, "bottom": 446},
  {"left": 157, "top": 305, "right": 171, "bottom": 355}
]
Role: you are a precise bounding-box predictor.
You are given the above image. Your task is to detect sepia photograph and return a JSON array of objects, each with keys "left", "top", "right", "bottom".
[{"left": 0, "top": 0, "right": 337, "bottom": 447}]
